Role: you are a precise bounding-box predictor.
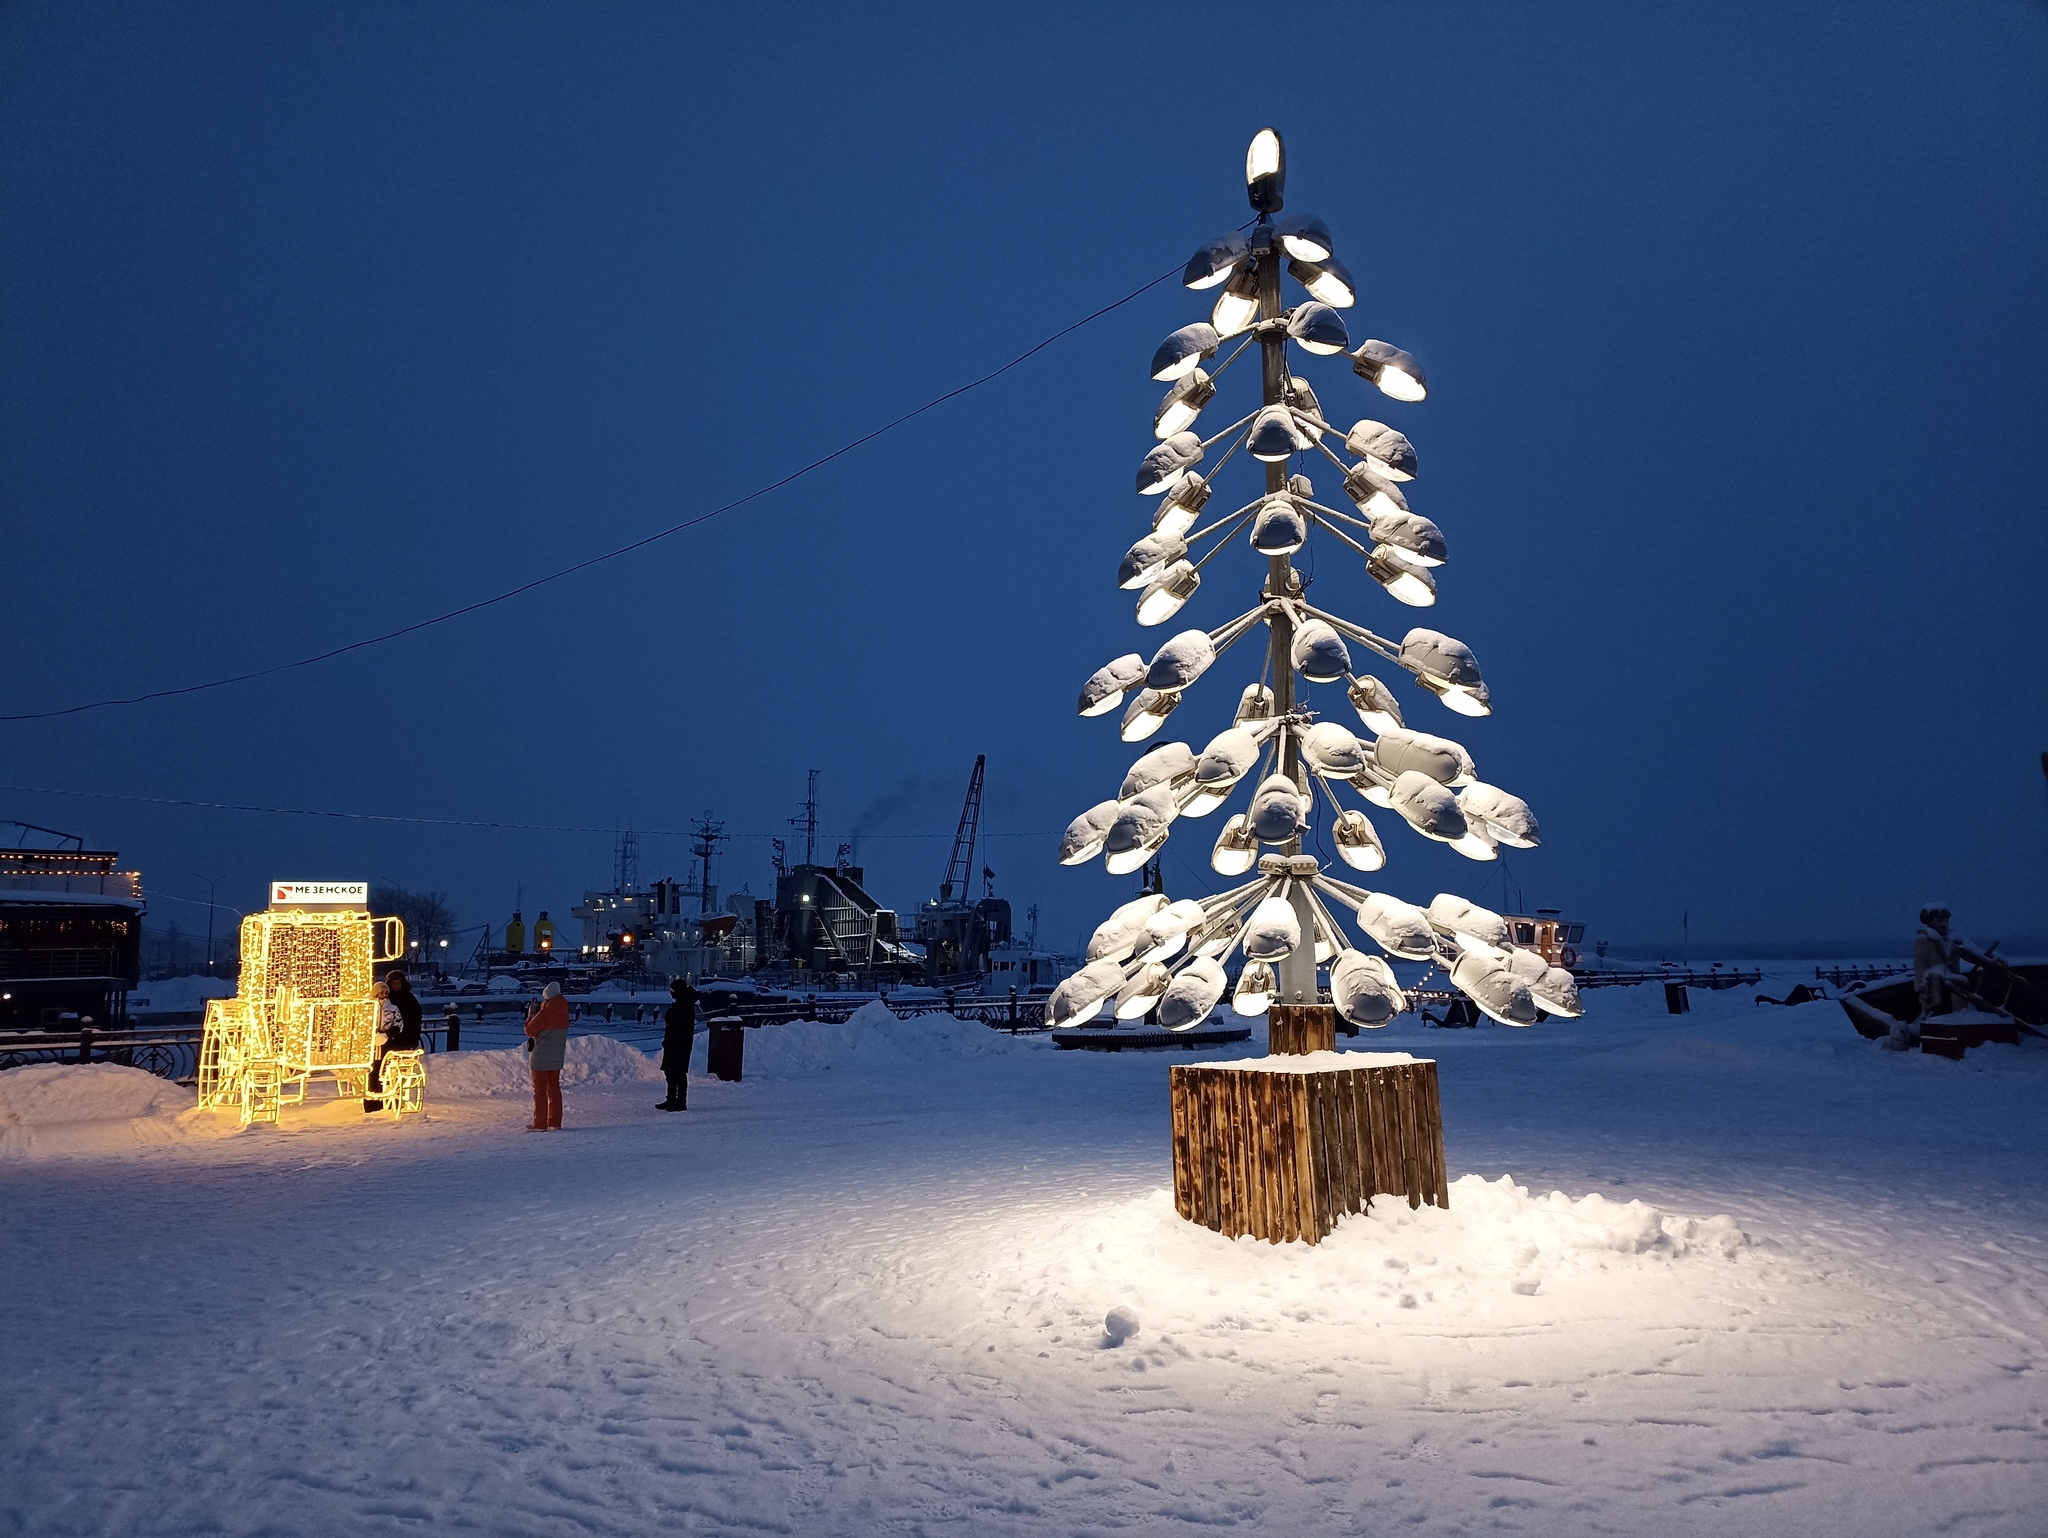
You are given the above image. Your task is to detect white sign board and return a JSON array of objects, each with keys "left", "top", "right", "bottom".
[{"left": 270, "top": 880, "right": 369, "bottom": 909}]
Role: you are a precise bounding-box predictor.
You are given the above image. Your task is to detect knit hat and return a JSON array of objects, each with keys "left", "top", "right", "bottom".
[{"left": 543, "top": 982, "right": 562, "bottom": 1000}]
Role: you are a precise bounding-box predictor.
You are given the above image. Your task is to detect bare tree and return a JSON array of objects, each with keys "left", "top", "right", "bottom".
[{"left": 370, "top": 887, "right": 458, "bottom": 972}]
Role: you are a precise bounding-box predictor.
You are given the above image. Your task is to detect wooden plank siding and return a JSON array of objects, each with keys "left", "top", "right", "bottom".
[{"left": 1167, "top": 1056, "right": 1449, "bottom": 1245}]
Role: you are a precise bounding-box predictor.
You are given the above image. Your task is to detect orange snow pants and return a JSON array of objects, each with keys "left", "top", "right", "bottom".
[{"left": 530, "top": 1069, "right": 563, "bottom": 1130}]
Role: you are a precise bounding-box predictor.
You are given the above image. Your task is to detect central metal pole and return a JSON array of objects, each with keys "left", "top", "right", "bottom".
[{"left": 1256, "top": 232, "right": 1320, "bottom": 1011}]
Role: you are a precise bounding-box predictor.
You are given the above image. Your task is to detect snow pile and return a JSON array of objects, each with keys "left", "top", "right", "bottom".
[
  {"left": 743, "top": 1001, "right": 1035, "bottom": 1074},
  {"left": 0, "top": 1063, "right": 185, "bottom": 1126},
  {"left": 1028, "top": 1174, "right": 1754, "bottom": 1332},
  {"left": 427, "top": 1034, "right": 665, "bottom": 1099}
]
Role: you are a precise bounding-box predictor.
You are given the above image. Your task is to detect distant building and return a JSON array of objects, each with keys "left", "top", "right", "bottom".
[{"left": 0, "top": 848, "right": 144, "bottom": 1030}]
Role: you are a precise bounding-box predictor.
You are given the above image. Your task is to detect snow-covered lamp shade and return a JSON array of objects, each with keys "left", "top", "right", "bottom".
[
  {"left": 1286, "top": 254, "right": 1356, "bottom": 308},
  {"left": 1047, "top": 957, "right": 1128, "bottom": 1027},
  {"left": 1426, "top": 892, "right": 1511, "bottom": 950},
  {"left": 1249, "top": 495, "right": 1307, "bottom": 555},
  {"left": 1135, "top": 898, "right": 1209, "bottom": 964},
  {"left": 1114, "top": 962, "right": 1173, "bottom": 1020},
  {"left": 1345, "top": 420, "right": 1417, "bottom": 481},
  {"left": 1450, "top": 946, "right": 1538, "bottom": 1026},
  {"left": 1058, "top": 800, "right": 1121, "bottom": 865},
  {"left": 1274, "top": 212, "right": 1333, "bottom": 263},
  {"left": 1185, "top": 727, "right": 1260, "bottom": 815},
  {"left": 1399, "top": 628, "right": 1491, "bottom": 716},
  {"left": 1369, "top": 510, "right": 1446, "bottom": 566},
  {"left": 1331, "top": 949, "right": 1404, "bottom": 1027},
  {"left": 1243, "top": 896, "right": 1301, "bottom": 960},
  {"left": 1145, "top": 629, "right": 1217, "bottom": 692},
  {"left": 1086, "top": 892, "right": 1169, "bottom": 962},
  {"left": 1366, "top": 545, "right": 1437, "bottom": 607},
  {"left": 1183, "top": 232, "right": 1250, "bottom": 291},
  {"left": 1154, "top": 370, "right": 1216, "bottom": 438},
  {"left": 1343, "top": 677, "right": 1402, "bottom": 736},
  {"left": 1350, "top": 339, "right": 1428, "bottom": 402},
  {"left": 1152, "top": 473, "right": 1211, "bottom": 539},
  {"left": 1372, "top": 726, "right": 1475, "bottom": 787},
  {"left": 1135, "top": 562, "right": 1201, "bottom": 626},
  {"left": 1248, "top": 773, "right": 1309, "bottom": 843},
  {"left": 1212, "top": 267, "right": 1262, "bottom": 336},
  {"left": 1458, "top": 782, "right": 1539, "bottom": 848},
  {"left": 1286, "top": 302, "right": 1349, "bottom": 356},
  {"left": 1118, "top": 741, "right": 1196, "bottom": 800},
  {"left": 1119, "top": 687, "right": 1179, "bottom": 742},
  {"left": 1248, "top": 405, "right": 1308, "bottom": 461},
  {"left": 1119, "top": 532, "right": 1187, "bottom": 591},
  {"left": 1137, "top": 432, "right": 1205, "bottom": 495},
  {"left": 1158, "top": 954, "right": 1227, "bottom": 1029},
  {"left": 1301, "top": 720, "right": 1368, "bottom": 777},
  {"left": 1353, "top": 891, "right": 1436, "bottom": 959},
  {"left": 1387, "top": 771, "right": 1467, "bottom": 843},
  {"left": 1233, "top": 682, "right": 1275, "bottom": 729},
  {"left": 1289, "top": 619, "right": 1350, "bottom": 683},
  {"left": 1152, "top": 322, "right": 1222, "bottom": 380},
  {"left": 1343, "top": 464, "right": 1409, "bottom": 521},
  {"left": 1077, "top": 653, "right": 1147, "bottom": 717}
]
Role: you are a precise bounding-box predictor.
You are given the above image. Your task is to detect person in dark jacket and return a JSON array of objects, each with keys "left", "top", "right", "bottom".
[
  {"left": 364, "top": 968, "right": 426, "bottom": 1113},
  {"left": 658, "top": 976, "right": 699, "bottom": 1111},
  {"left": 386, "top": 970, "right": 424, "bottom": 1050}
]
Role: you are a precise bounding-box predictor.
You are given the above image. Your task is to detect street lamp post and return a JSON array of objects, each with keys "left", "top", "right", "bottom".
[{"left": 192, "top": 873, "right": 225, "bottom": 975}]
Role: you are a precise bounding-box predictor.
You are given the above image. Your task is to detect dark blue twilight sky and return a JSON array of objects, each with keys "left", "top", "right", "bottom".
[{"left": 2, "top": 2, "right": 2043, "bottom": 958}]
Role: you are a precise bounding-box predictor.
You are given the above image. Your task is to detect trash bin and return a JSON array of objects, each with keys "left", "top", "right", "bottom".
[
  {"left": 707, "top": 1019, "right": 745, "bottom": 1082},
  {"left": 1664, "top": 981, "right": 1690, "bottom": 1015}
]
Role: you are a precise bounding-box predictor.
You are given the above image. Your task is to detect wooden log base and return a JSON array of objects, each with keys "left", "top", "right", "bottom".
[
  {"left": 1266, "top": 1002, "right": 1336, "bottom": 1056},
  {"left": 1170, "top": 1052, "right": 1450, "bottom": 1245}
]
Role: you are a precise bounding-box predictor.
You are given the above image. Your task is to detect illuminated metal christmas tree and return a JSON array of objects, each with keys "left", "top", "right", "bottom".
[{"left": 1050, "top": 129, "right": 1582, "bottom": 1036}]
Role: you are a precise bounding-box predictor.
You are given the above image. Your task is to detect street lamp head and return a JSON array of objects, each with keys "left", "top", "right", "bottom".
[
  {"left": 1151, "top": 472, "right": 1211, "bottom": 538},
  {"left": 1247, "top": 404, "right": 1309, "bottom": 461},
  {"left": 1151, "top": 322, "right": 1222, "bottom": 381},
  {"left": 1274, "top": 212, "right": 1333, "bottom": 263},
  {"left": 1287, "top": 254, "right": 1356, "bottom": 308},
  {"left": 1134, "top": 560, "right": 1200, "bottom": 626},
  {"left": 1351, "top": 339, "right": 1429, "bottom": 402},
  {"left": 1153, "top": 369, "right": 1216, "bottom": 438},
  {"left": 1245, "top": 127, "right": 1286, "bottom": 214},
  {"left": 1210, "top": 266, "right": 1262, "bottom": 337},
  {"left": 1286, "top": 302, "right": 1350, "bottom": 356},
  {"left": 1183, "top": 232, "right": 1250, "bottom": 291},
  {"left": 1136, "top": 432, "right": 1205, "bottom": 495},
  {"left": 1345, "top": 419, "right": 1418, "bottom": 481}
]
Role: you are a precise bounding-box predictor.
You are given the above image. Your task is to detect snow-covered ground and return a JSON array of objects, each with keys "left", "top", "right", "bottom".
[{"left": 2, "top": 972, "right": 2045, "bottom": 1536}]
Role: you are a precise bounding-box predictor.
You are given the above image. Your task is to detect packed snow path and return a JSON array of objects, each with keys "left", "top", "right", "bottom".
[{"left": 2, "top": 985, "right": 2045, "bottom": 1536}]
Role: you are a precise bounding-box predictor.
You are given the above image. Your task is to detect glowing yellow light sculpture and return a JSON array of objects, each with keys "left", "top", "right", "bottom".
[{"left": 198, "top": 885, "right": 422, "bottom": 1125}]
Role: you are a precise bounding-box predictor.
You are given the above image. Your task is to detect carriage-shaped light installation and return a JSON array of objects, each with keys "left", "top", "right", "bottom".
[
  {"left": 1051, "top": 130, "right": 1584, "bottom": 1036},
  {"left": 197, "top": 882, "right": 425, "bottom": 1124}
]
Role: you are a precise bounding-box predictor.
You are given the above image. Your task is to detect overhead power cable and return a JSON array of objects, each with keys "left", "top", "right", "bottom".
[
  {"left": 2, "top": 263, "right": 1184, "bottom": 724},
  {"left": 0, "top": 782, "right": 1057, "bottom": 840}
]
